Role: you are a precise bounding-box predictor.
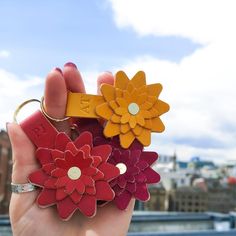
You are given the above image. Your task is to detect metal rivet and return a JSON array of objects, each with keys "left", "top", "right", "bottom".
[
  {"left": 116, "top": 163, "right": 127, "bottom": 175},
  {"left": 67, "top": 167, "right": 81, "bottom": 180},
  {"left": 128, "top": 103, "right": 140, "bottom": 115}
]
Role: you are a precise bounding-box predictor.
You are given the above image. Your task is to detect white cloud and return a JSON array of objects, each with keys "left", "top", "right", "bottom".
[
  {"left": 109, "top": 0, "right": 236, "bottom": 44},
  {"left": 109, "top": 0, "right": 236, "bottom": 162},
  {"left": 0, "top": 50, "right": 10, "bottom": 58},
  {"left": 0, "top": 69, "right": 44, "bottom": 128}
]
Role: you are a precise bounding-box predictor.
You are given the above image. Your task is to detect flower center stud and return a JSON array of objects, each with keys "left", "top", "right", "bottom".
[
  {"left": 67, "top": 167, "right": 81, "bottom": 180},
  {"left": 128, "top": 102, "right": 140, "bottom": 115},
  {"left": 116, "top": 163, "right": 127, "bottom": 175}
]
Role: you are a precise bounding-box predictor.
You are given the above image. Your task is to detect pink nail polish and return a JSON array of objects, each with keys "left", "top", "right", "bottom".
[
  {"left": 54, "top": 67, "right": 63, "bottom": 75},
  {"left": 64, "top": 62, "right": 77, "bottom": 69}
]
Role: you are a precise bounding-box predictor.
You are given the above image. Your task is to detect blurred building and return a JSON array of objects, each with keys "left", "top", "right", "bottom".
[
  {"left": 168, "top": 187, "right": 208, "bottom": 212},
  {"left": 0, "top": 130, "right": 12, "bottom": 214}
]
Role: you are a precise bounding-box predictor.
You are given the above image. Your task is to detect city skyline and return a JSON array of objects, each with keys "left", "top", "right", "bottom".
[{"left": 0, "top": 0, "right": 236, "bottom": 163}]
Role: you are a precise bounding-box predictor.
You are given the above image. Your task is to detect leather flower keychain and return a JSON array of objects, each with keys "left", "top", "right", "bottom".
[
  {"left": 12, "top": 69, "right": 169, "bottom": 219},
  {"left": 66, "top": 71, "right": 170, "bottom": 148},
  {"left": 16, "top": 109, "right": 119, "bottom": 220},
  {"left": 75, "top": 118, "right": 160, "bottom": 210}
]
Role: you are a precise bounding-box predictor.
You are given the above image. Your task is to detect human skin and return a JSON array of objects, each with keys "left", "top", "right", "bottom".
[{"left": 7, "top": 63, "right": 135, "bottom": 236}]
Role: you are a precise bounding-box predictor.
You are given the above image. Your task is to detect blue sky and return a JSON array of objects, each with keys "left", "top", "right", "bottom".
[
  {"left": 1, "top": 0, "right": 235, "bottom": 163},
  {"left": 0, "top": 0, "right": 199, "bottom": 77}
]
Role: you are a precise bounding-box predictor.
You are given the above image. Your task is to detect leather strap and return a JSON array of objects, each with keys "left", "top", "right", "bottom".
[{"left": 20, "top": 110, "right": 58, "bottom": 148}]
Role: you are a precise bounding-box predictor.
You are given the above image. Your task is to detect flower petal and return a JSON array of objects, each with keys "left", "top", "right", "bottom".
[
  {"left": 95, "top": 181, "right": 114, "bottom": 201},
  {"left": 153, "top": 99, "right": 170, "bottom": 115},
  {"left": 132, "top": 125, "right": 143, "bottom": 136},
  {"left": 65, "top": 180, "right": 76, "bottom": 194},
  {"left": 51, "top": 150, "right": 64, "bottom": 160},
  {"left": 114, "top": 190, "right": 132, "bottom": 210},
  {"left": 135, "top": 173, "right": 147, "bottom": 183},
  {"left": 117, "top": 175, "right": 127, "bottom": 189},
  {"left": 109, "top": 100, "right": 119, "bottom": 109},
  {"left": 37, "top": 189, "right": 56, "bottom": 207},
  {"left": 91, "top": 144, "right": 112, "bottom": 162},
  {"left": 136, "top": 161, "right": 149, "bottom": 170},
  {"left": 70, "top": 191, "right": 82, "bottom": 204},
  {"left": 126, "top": 182, "right": 136, "bottom": 193},
  {"left": 78, "top": 195, "right": 97, "bottom": 217},
  {"left": 120, "top": 131, "right": 135, "bottom": 148},
  {"left": 113, "top": 184, "right": 124, "bottom": 196},
  {"left": 144, "top": 119, "right": 152, "bottom": 129},
  {"left": 55, "top": 133, "right": 71, "bottom": 151},
  {"left": 121, "top": 113, "right": 130, "bottom": 124},
  {"left": 98, "top": 163, "right": 120, "bottom": 181},
  {"left": 28, "top": 169, "right": 49, "bottom": 187},
  {"left": 134, "top": 183, "right": 150, "bottom": 201},
  {"left": 115, "top": 71, "right": 129, "bottom": 89},
  {"left": 36, "top": 148, "right": 53, "bottom": 165},
  {"left": 147, "top": 83, "right": 162, "bottom": 96},
  {"left": 86, "top": 186, "right": 96, "bottom": 195},
  {"left": 51, "top": 168, "right": 67, "bottom": 177},
  {"left": 151, "top": 117, "right": 165, "bottom": 132},
  {"left": 131, "top": 71, "right": 146, "bottom": 88},
  {"left": 96, "top": 102, "right": 114, "bottom": 120},
  {"left": 75, "top": 179, "right": 85, "bottom": 194},
  {"left": 42, "top": 163, "right": 56, "bottom": 175},
  {"left": 104, "top": 121, "right": 120, "bottom": 138},
  {"left": 44, "top": 177, "right": 57, "bottom": 189},
  {"left": 111, "top": 114, "right": 121, "bottom": 123},
  {"left": 136, "top": 114, "right": 145, "bottom": 126},
  {"left": 92, "top": 156, "right": 102, "bottom": 167},
  {"left": 129, "top": 116, "right": 137, "bottom": 129},
  {"left": 65, "top": 142, "right": 78, "bottom": 155},
  {"left": 137, "top": 129, "right": 151, "bottom": 146},
  {"left": 115, "top": 88, "right": 123, "bottom": 97},
  {"left": 56, "top": 188, "right": 68, "bottom": 201},
  {"left": 140, "top": 101, "right": 153, "bottom": 110},
  {"left": 137, "top": 94, "right": 147, "bottom": 105},
  {"left": 100, "top": 84, "right": 115, "bottom": 101},
  {"left": 80, "top": 175, "right": 94, "bottom": 187},
  {"left": 79, "top": 144, "right": 91, "bottom": 158},
  {"left": 120, "top": 124, "right": 130, "bottom": 133},
  {"left": 82, "top": 166, "right": 98, "bottom": 176},
  {"left": 139, "top": 110, "right": 152, "bottom": 119},
  {"left": 93, "top": 170, "right": 104, "bottom": 181},
  {"left": 115, "top": 107, "right": 127, "bottom": 115},
  {"left": 74, "top": 131, "right": 93, "bottom": 149},
  {"left": 55, "top": 158, "right": 70, "bottom": 170},
  {"left": 57, "top": 197, "right": 77, "bottom": 220},
  {"left": 140, "top": 151, "right": 158, "bottom": 165},
  {"left": 143, "top": 167, "right": 161, "bottom": 184},
  {"left": 116, "top": 97, "right": 127, "bottom": 107},
  {"left": 56, "top": 176, "right": 69, "bottom": 188}
]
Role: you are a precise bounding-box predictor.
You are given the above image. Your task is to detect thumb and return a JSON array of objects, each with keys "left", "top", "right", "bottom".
[{"left": 7, "top": 122, "right": 39, "bottom": 223}]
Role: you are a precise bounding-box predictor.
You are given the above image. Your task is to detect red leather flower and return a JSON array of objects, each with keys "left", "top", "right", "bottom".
[
  {"left": 29, "top": 131, "right": 119, "bottom": 220},
  {"left": 109, "top": 149, "right": 161, "bottom": 210}
]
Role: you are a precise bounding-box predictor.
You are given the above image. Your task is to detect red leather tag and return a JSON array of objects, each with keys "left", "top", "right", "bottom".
[{"left": 20, "top": 110, "right": 58, "bottom": 148}]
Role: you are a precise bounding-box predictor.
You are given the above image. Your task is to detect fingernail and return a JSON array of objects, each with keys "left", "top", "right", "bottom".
[
  {"left": 54, "top": 67, "right": 63, "bottom": 75},
  {"left": 64, "top": 62, "right": 77, "bottom": 69}
]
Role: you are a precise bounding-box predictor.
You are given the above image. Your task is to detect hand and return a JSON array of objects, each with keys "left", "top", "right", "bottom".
[{"left": 7, "top": 63, "right": 135, "bottom": 236}]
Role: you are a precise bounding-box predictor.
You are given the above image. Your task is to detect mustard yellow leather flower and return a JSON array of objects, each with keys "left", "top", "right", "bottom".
[{"left": 96, "top": 71, "right": 169, "bottom": 148}]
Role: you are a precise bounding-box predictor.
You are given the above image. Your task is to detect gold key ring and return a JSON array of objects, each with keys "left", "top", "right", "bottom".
[
  {"left": 13, "top": 99, "right": 40, "bottom": 123},
  {"left": 40, "top": 97, "right": 70, "bottom": 122},
  {"left": 13, "top": 97, "right": 70, "bottom": 123}
]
